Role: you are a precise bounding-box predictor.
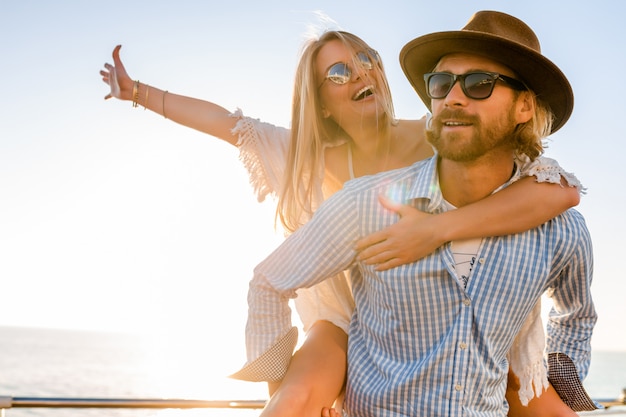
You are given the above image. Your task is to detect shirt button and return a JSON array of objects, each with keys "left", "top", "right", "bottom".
[
  {"left": 455, "top": 384, "right": 463, "bottom": 391},
  {"left": 478, "top": 258, "right": 485, "bottom": 264},
  {"left": 460, "top": 342, "right": 467, "bottom": 350},
  {"left": 463, "top": 298, "right": 471, "bottom": 306}
]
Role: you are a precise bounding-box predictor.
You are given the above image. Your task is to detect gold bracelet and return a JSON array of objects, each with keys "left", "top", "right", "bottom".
[
  {"left": 132, "top": 80, "right": 140, "bottom": 108},
  {"left": 144, "top": 84, "right": 149, "bottom": 110},
  {"left": 162, "top": 90, "right": 168, "bottom": 119}
]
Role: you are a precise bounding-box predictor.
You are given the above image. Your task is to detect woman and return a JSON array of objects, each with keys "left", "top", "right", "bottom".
[{"left": 100, "top": 31, "right": 581, "bottom": 417}]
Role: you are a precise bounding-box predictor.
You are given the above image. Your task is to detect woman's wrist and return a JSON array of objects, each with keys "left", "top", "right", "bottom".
[
  {"left": 128, "top": 81, "right": 153, "bottom": 111},
  {"left": 432, "top": 210, "right": 458, "bottom": 244},
  {"left": 131, "top": 80, "right": 140, "bottom": 107}
]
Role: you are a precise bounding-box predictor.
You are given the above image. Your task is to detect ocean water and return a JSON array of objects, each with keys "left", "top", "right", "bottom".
[
  {"left": 0, "top": 326, "right": 266, "bottom": 417},
  {"left": 0, "top": 326, "right": 624, "bottom": 417}
]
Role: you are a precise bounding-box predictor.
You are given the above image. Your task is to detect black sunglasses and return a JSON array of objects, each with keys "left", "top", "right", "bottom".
[
  {"left": 320, "top": 49, "right": 379, "bottom": 87},
  {"left": 423, "top": 71, "right": 527, "bottom": 100}
]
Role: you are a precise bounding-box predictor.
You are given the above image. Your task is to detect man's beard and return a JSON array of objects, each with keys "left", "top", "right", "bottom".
[{"left": 426, "top": 108, "right": 517, "bottom": 162}]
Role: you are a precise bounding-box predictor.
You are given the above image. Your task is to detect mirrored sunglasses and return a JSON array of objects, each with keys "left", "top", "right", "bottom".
[
  {"left": 320, "top": 49, "right": 379, "bottom": 87},
  {"left": 423, "top": 71, "right": 526, "bottom": 100}
]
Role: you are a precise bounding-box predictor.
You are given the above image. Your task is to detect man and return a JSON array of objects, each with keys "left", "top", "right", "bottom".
[{"left": 238, "top": 11, "right": 596, "bottom": 416}]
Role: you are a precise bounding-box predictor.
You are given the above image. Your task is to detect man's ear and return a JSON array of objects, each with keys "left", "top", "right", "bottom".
[{"left": 516, "top": 91, "right": 534, "bottom": 124}]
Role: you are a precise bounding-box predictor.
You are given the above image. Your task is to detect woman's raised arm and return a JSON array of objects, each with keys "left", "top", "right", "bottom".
[{"left": 100, "top": 45, "right": 239, "bottom": 145}]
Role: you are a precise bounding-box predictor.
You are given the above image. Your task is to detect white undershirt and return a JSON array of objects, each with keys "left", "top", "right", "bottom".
[{"left": 442, "top": 200, "right": 482, "bottom": 288}]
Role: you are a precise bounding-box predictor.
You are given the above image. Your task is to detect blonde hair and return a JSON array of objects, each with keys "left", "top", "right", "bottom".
[
  {"left": 277, "top": 31, "right": 396, "bottom": 233},
  {"left": 512, "top": 92, "right": 554, "bottom": 161}
]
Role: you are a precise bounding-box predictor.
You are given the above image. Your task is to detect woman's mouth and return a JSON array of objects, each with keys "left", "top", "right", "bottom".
[{"left": 353, "top": 85, "right": 375, "bottom": 101}]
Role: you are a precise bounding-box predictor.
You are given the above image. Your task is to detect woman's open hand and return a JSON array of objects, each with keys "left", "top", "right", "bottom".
[{"left": 100, "top": 45, "right": 133, "bottom": 101}]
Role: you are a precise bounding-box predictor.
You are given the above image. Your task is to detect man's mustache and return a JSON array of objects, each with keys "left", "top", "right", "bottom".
[{"left": 430, "top": 109, "right": 478, "bottom": 126}]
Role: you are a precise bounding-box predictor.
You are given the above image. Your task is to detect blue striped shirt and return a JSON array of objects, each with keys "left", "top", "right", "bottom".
[{"left": 246, "top": 156, "right": 596, "bottom": 417}]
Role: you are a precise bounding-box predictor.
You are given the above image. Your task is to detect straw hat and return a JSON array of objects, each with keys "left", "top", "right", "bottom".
[{"left": 399, "top": 10, "right": 573, "bottom": 133}]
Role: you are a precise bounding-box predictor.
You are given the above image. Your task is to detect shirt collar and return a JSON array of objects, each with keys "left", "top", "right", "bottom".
[
  {"left": 405, "top": 153, "right": 522, "bottom": 213},
  {"left": 404, "top": 156, "right": 444, "bottom": 213}
]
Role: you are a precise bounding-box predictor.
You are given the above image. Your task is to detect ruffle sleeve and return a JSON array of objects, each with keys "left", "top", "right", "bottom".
[
  {"left": 230, "top": 109, "right": 290, "bottom": 203},
  {"left": 517, "top": 155, "right": 585, "bottom": 194},
  {"left": 507, "top": 301, "right": 549, "bottom": 406}
]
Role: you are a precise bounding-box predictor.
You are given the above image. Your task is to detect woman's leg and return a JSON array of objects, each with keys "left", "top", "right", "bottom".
[
  {"left": 260, "top": 320, "right": 347, "bottom": 417},
  {"left": 507, "top": 370, "right": 577, "bottom": 417}
]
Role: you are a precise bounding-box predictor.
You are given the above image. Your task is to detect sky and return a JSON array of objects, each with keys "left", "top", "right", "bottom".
[{"left": 1, "top": 0, "right": 625, "bottom": 390}]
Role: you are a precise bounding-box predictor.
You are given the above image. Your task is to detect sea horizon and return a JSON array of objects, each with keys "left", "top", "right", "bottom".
[{"left": 0, "top": 325, "right": 624, "bottom": 417}]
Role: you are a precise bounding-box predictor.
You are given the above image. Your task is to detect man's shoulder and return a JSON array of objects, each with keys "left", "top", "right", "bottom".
[
  {"left": 554, "top": 208, "right": 587, "bottom": 228},
  {"left": 545, "top": 208, "right": 591, "bottom": 245}
]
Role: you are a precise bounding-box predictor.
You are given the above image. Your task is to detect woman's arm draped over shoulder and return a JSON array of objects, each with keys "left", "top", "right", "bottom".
[
  {"left": 357, "top": 157, "right": 581, "bottom": 270},
  {"left": 435, "top": 173, "right": 580, "bottom": 245}
]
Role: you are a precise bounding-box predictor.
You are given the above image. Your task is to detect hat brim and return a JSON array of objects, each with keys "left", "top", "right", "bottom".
[{"left": 400, "top": 31, "right": 574, "bottom": 133}]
